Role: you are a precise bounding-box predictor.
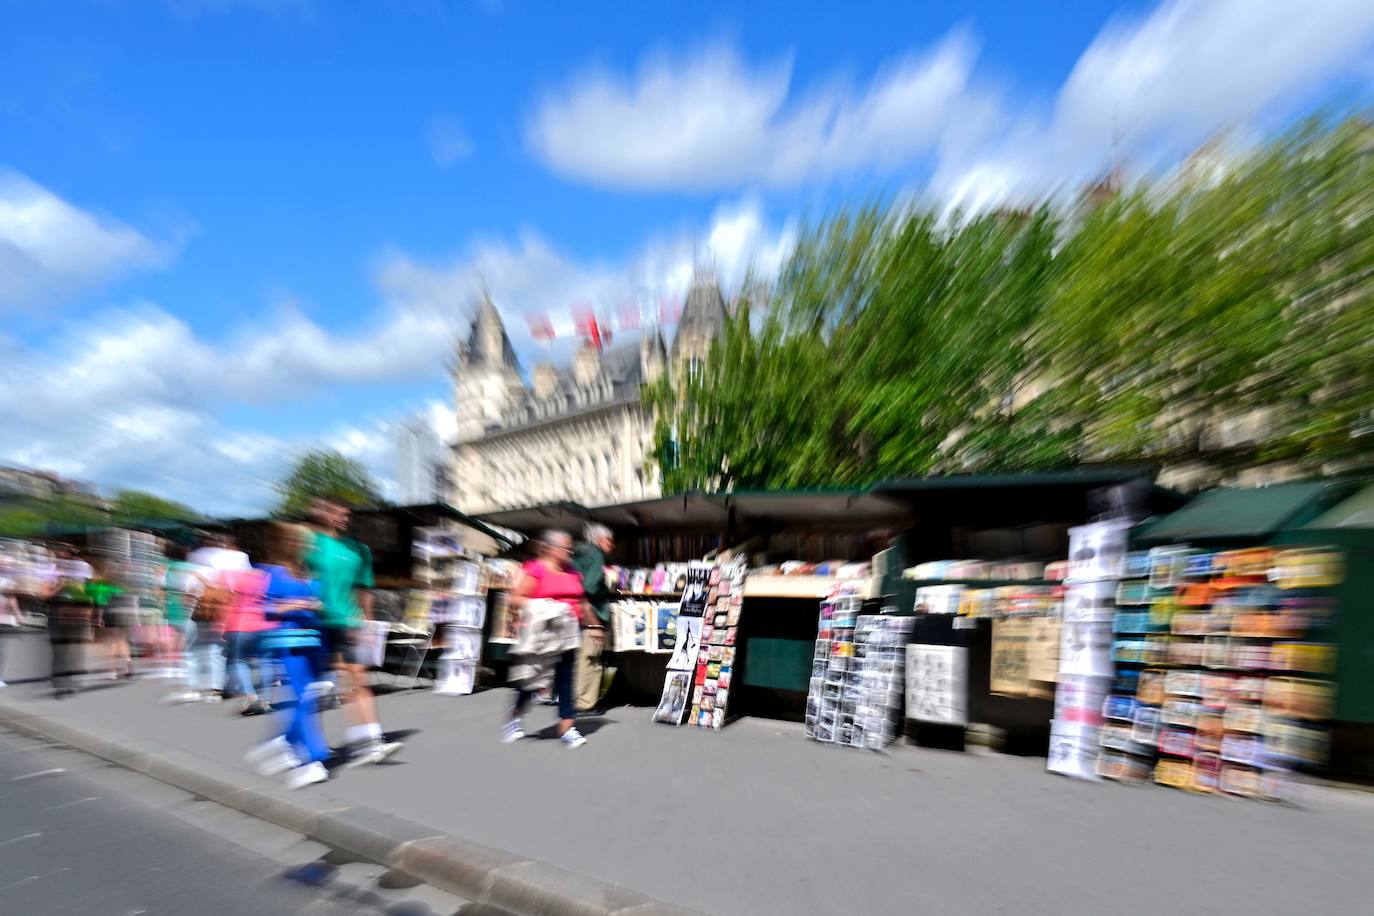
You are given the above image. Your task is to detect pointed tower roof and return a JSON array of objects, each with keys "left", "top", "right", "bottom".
[
  {"left": 465, "top": 293, "right": 521, "bottom": 372},
  {"left": 671, "top": 271, "right": 727, "bottom": 360}
]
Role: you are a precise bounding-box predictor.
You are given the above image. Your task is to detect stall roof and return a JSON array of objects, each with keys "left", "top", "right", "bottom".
[
  {"left": 588, "top": 493, "right": 729, "bottom": 530},
  {"left": 473, "top": 501, "right": 590, "bottom": 536},
  {"left": 874, "top": 468, "right": 1157, "bottom": 492},
  {"left": 1306, "top": 483, "right": 1374, "bottom": 529},
  {"left": 724, "top": 489, "right": 910, "bottom": 526},
  {"left": 874, "top": 468, "right": 1180, "bottom": 527},
  {"left": 1137, "top": 480, "right": 1360, "bottom": 544}
]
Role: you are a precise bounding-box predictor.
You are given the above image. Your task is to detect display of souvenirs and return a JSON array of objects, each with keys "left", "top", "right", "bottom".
[
  {"left": 687, "top": 559, "right": 747, "bottom": 730},
  {"left": 902, "top": 559, "right": 1046, "bottom": 582},
  {"left": 1095, "top": 549, "right": 1157, "bottom": 782},
  {"left": 653, "top": 562, "right": 715, "bottom": 725},
  {"left": 609, "top": 563, "right": 691, "bottom": 596},
  {"left": 610, "top": 599, "right": 652, "bottom": 651},
  {"left": 412, "top": 526, "right": 489, "bottom": 697},
  {"left": 1132, "top": 545, "right": 1341, "bottom": 798},
  {"left": 1051, "top": 521, "right": 1131, "bottom": 781},
  {"left": 809, "top": 610, "right": 913, "bottom": 749}
]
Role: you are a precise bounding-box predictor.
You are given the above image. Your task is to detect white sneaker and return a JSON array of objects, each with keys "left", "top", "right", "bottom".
[
  {"left": 349, "top": 739, "right": 402, "bottom": 766},
  {"left": 0, "top": 679, "right": 8, "bottom": 688},
  {"left": 202, "top": 692, "right": 222, "bottom": 704},
  {"left": 561, "top": 727, "right": 587, "bottom": 749},
  {"left": 501, "top": 719, "right": 525, "bottom": 744},
  {"left": 164, "top": 690, "right": 200, "bottom": 704},
  {"left": 246, "top": 737, "right": 301, "bottom": 776},
  {"left": 285, "top": 760, "right": 329, "bottom": 790}
]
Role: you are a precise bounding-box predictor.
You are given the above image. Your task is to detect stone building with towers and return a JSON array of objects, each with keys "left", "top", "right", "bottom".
[{"left": 448, "top": 273, "right": 728, "bottom": 514}]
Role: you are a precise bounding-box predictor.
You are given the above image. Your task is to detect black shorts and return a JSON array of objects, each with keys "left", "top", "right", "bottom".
[{"left": 319, "top": 624, "right": 368, "bottom": 667}]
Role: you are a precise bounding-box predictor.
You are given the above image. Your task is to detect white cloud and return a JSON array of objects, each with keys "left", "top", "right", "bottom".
[
  {"left": 376, "top": 198, "right": 793, "bottom": 360},
  {"left": 0, "top": 171, "right": 174, "bottom": 312},
  {"left": 525, "top": 36, "right": 976, "bottom": 191},
  {"left": 527, "top": 1, "right": 1374, "bottom": 205},
  {"left": 426, "top": 114, "right": 474, "bottom": 166},
  {"left": 0, "top": 200, "right": 791, "bottom": 514},
  {"left": 932, "top": 0, "right": 1374, "bottom": 212}
]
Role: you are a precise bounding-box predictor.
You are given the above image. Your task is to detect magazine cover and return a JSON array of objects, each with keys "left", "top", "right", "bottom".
[
  {"left": 653, "top": 604, "right": 679, "bottom": 653},
  {"left": 667, "top": 614, "right": 704, "bottom": 671},
  {"left": 680, "top": 561, "right": 712, "bottom": 617},
  {"left": 652, "top": 670, "right": 692, "bottom": 725}
]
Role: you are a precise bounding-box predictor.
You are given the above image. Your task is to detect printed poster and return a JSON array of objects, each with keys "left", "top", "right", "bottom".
[
  {"left": 666, "top": 615, "right": 703, "bottom": 672},
  {"left": 989, "top": 618, "right": 1031, "bottom": 696},
  {"left": 905, "top": 644, "right": 968, "bottom": 725},
  {"left": 652, "top": 670, "right": 692, "bottom": 725}
]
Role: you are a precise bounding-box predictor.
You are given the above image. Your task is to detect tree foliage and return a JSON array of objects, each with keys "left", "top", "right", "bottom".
[
  {"left": 274, "top": 450, "right": 383, "bottom": 517},
  {"left": 110, "top": 489, "right": 201, "bottom": 525},
  {"left": 649, "top": 117, "right": 1374, "bottom": 493}
]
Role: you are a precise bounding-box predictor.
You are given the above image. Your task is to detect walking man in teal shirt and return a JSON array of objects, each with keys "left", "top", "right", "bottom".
[{"left": 306, "top": 497, "right": 400, "bottom": 765}]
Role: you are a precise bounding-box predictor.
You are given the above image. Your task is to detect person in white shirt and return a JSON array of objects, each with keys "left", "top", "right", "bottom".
[{"left": 187, "top": 533, "right": 252, "bottom": 583}]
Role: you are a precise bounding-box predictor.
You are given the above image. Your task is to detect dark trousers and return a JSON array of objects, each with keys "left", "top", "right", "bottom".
[{"left": 514, "top": 651, "right": 575, "bottom": 720}]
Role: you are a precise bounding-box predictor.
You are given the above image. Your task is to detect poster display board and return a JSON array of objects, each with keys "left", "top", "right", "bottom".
[
  {"left": 688, "top": 559, "right": 748, "bottom": 729},
  {"left": 414, "top": 526, "right": 487, "bottom": 696},
  {"left": 652, "top": 561, "right": 714, "bottom": 725},
  {"left": 1048, "top": 520, "right": 1130, "bottom": 779},
  {"left": 808, "top": 601, "right": 913, "bottom": 749}
]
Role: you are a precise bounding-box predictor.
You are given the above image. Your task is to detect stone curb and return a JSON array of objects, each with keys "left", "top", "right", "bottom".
[{"left": 0, "top": 697, "right": 703, "bottom": 916}]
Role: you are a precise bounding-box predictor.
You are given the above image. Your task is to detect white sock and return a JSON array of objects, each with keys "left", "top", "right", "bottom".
[
  {"left": 366, "top": 722, "right": 382, "bottom": 740},
  {"left": 345, "top": 725, "right": 371, "bottom": 745}
]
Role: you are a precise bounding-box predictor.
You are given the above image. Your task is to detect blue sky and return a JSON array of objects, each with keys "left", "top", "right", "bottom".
[{"left": 3, "top": 0, "right": 1373, "bottom": 515}]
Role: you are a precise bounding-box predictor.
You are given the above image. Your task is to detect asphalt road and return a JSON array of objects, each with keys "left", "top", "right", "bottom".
[{"left": 0, "top": 728, "right": 473, "bottom": 916}]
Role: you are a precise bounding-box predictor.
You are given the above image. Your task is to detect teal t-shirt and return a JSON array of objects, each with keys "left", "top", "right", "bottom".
[{"left": 305, "top": 531, "right": 373, "bottom": 628}]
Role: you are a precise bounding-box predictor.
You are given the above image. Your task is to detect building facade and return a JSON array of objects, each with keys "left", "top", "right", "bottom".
[{"left": 449, "top": 275, "right": 727, "bottom": 514}]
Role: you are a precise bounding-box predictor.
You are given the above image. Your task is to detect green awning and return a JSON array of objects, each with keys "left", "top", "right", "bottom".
[
  {"left": 1306, "top": 483, "right": 1374, "bottom": 529},
  {"left": 1137, "top": 480, "right": 1360, "bottom": 544}
]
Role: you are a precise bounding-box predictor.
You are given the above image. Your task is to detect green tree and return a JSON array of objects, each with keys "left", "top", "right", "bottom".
[
  {"left": 110, "top": 489, "right": 202, "bottom": 526},
  {"left": 648, "top": 115, "right": 1374, "bottom": 491},
  {"left": 274, "top": 450, "right": 383, "bottom": 517}
]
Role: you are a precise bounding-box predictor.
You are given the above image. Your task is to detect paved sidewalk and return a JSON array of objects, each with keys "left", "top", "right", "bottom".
[{"left": 4, "top": 677, "right": 1374, "bottom": 915}]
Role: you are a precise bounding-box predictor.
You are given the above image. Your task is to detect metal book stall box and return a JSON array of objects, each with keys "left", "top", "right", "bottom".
[
  {"left": 228, "top": 503, "right": 513, "bottom": 691},
  {"left": 475, "top": 495, "right": 729, "bottom": 710},
  {"left": 866, "top": 471, "right": 1187, "bottom": 755},
  {"left": 475, "top": 489, "right": 910, "bottom": 727},
  {"left": 1117, "top": 479, "right": 1374, "bottom": 792}
]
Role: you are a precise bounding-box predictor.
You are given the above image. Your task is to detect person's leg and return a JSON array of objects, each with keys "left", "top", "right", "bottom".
[
  {"left": 574, "top": 628, "right": 605, "bottom": 712},
  {"left": 181, "top": 619, "right": 197, "bottom": 686},
  {"left": 207, "top": 635, "right": 226, "bottom": 697},
  {"left": 502, "top": 687, "right": 531, "bottom": 742},
  {"left": 226, "top": 632, "right": 259, "bottom": 701},
  {"left": 282, "top": 654, "right": 329, "bottom": 764},
  {"left": 335, "top": 629, "right": 398, "bottom": 761},
  {"left": 556, "top": 651, "right": 576, "bottom": 736}
]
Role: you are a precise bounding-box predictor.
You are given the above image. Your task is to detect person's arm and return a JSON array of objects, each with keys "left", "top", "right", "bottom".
[
  {"left": 352, "top": 542, "right": 375, "bottom": 622},
  {"left": 509, "top": 566, "right": 538, "bottom": 624}
]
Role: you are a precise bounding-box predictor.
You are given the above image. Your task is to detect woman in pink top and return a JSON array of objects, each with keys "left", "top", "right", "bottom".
[
  {"left": 501, "top": 529, "right": 589, "bottom": 748},
  {"left": 220, "top": 567, "right": 272, "bottom": 716}
]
